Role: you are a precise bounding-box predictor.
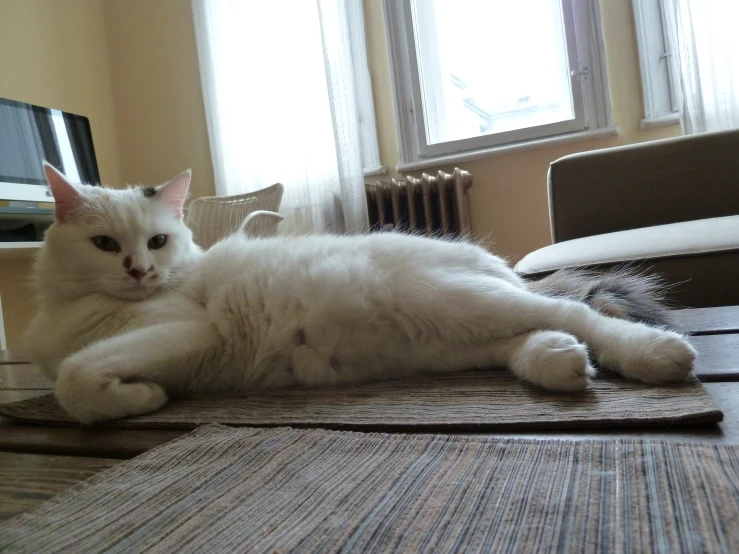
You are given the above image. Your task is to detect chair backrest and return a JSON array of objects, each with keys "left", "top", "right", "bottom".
[
  {"left": 547, "top": 128, "right": 739, "bottom": 243},
  {"left": 186, "top": 183, "right": 284, "bottom": 249}
]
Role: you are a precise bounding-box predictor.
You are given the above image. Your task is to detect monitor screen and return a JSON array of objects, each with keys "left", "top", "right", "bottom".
[{"left": 0, "top": 97, "right": 100, "bottom": 202}]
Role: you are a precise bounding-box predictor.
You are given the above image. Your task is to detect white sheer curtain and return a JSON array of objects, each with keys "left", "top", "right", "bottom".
[
  {"left": 192, "top": 0, "right": 369, "bottom": 234},
  {"left": 664, "top": 0, "right": 739, "bottom": 133}
]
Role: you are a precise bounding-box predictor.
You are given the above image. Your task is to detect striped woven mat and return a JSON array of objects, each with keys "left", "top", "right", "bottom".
[
  {"left": 0, "top": 371, "right": 721, "bottom": 430},
  {"left": 2, "top": 424, "right": 738, "bottom": 553}
]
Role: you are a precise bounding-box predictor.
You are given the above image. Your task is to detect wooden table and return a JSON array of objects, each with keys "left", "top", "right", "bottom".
[{"left": 2, "top": 306, "right": 739, "bottom": 521}]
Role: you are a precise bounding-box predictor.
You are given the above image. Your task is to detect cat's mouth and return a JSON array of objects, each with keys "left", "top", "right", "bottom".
[
  {"left": 128, "top": 289, "right": 153, "bottom": 300},
  {"left": 117, "top": 282, "right": 157, "bottom": 301}
]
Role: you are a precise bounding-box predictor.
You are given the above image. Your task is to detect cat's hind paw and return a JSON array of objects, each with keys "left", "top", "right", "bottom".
[
  {"left": 610, "top": 328, "right": 696, "bottom": 384},
  {"left": 514, "top": 331, "right": 594, "bottom": 392}
]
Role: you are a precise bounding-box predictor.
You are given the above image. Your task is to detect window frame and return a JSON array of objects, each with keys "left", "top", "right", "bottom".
[
  {"left": 383, "top": 0, "right": 614, "bottom": 170},
  {"left": 632, "top": 0, "right": 680, "bottom": 129},
  {"left": 347, "top": 0, "right": 386, "bottom": 176}
]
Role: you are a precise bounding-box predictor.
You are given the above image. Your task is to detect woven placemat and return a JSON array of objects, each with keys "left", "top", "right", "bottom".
[
  {"left": 2, "top": 424, "right": 738, "bottom": 553},
  {"left": 0, "top": 371, "right": 722, "bottom": 430}
]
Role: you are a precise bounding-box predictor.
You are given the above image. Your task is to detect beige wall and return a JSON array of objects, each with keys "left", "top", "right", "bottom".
[
  {"left": 0, "top": 0, "right": 122, "bottom": 348},
  {"left": 103, "top": 0, "right": 215, "bottom": 199},
  {"left": 364, "top": 0, "right": 680, "bottom": 263},
  {"left": 0, "top": 0, "right": 121, "bottom": 185}
]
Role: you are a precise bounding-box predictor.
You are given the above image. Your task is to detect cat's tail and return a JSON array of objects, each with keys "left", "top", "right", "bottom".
[
  {"left": 524, "top": 267, "right": 674, "bottom": 328},
  {"left": 237, "top": 210, "right": 284, "bottom": 236}
]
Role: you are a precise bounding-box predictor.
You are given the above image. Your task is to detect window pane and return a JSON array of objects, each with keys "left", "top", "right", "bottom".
[{"left": 412, "top": 0, "right": 575, "bottom": 145}]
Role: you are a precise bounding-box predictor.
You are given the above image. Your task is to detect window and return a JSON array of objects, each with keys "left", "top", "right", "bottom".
[
  {"left": 632, "top": 0, "right": 680, "bottom": 129},
  {"left": 384, "top": 0, "right": 614, "bottom": 170}
]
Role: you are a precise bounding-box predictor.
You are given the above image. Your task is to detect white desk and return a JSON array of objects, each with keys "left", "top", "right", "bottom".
[{"left": 0, "top": 242, "right": 42, "bottom": 260}]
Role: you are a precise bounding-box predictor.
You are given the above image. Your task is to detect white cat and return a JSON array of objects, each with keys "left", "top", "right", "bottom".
[{"left": 27, "top": 164, "right": 696, "bottom": 424}]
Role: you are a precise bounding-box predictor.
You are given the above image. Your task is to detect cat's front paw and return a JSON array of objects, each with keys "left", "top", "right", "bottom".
[{"left": 56, "top": 360, "right": 168, "bottom": 424}]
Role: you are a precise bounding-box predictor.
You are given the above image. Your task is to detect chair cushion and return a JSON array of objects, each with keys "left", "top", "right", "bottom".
[{"left": 515, "top": 215, "right": 739, "bottom": 275}]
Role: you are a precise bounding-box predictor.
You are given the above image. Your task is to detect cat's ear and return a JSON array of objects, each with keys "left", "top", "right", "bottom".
[
  {"left": 157, "top": 170, "right": 191, "bottom": 219},
  {"left": 43, "top": 162, "right": 82, "bottom": 223}
]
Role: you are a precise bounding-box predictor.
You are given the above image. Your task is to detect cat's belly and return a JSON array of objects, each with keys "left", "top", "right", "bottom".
[
  {"left": 202, "top": 272, "right": 417, "bottom": 389},
  {"left": 190, "top": 233, "right": 521, "bottom": 389}
]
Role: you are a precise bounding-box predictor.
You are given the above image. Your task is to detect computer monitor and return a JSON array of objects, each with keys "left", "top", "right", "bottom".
[{"left": 0, "top": 97, "right": 101, "bottom": 205}]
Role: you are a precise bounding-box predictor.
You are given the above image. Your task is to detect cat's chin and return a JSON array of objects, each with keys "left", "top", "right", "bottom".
[{"left": 112, "top": 286, "right": 157, "bottom": 302}]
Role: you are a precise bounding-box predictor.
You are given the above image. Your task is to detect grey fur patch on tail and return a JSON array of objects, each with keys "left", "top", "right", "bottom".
[{"left": 525, "top": 268, "right": 673, "bottom": 328}]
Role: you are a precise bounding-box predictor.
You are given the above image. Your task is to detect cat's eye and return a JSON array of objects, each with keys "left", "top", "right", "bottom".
[
  {"left": 148, "top": 234, "right": 168, "bottom": 250},
  {"left": 91, "top": 236, "right": 120, "bottom": 253}
]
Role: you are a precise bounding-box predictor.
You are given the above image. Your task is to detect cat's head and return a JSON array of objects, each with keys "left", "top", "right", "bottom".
[{"left": 38, "top": 163, "right": 200, "bottom": 301}]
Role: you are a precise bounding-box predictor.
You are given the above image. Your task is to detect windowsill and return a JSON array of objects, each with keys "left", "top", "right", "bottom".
[
  {"left": 363, "top": 166, "right": 387, "bottom": 177},
  {"left": 640, "top": 113, "right": 680, "bottom": 130},
  {"left": 396, "top": 127, "right": 620, "bottom": 173}
]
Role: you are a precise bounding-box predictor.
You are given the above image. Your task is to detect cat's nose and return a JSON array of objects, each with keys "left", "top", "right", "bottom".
[{"left": 127, "top": 266, "right": 152, "bottom": 281}]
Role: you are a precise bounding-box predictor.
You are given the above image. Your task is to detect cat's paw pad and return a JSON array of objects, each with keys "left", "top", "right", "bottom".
[
  {"left": 519, "top": 331, "right": 594, "bottom": 392},
  {"left": 117, "top": 380, "right": 169, "bottom": 415},
  {"left": 618, "top": 329, "right": 696, "bottom": 384}
]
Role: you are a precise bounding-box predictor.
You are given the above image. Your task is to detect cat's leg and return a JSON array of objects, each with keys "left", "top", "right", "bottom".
[
  {"left": 478, "top": 282, "right": 696, "bottom": 384},
  {"left": 395, "top": 330, "right": 592, "bottom": 391},
  {"left": 396, "top": 273, "right": 694, "bottom": 385},
  {"left": 55, "top": 321, "right": 220, "bottom": 424},
  {"left": 489, "top": 330, "right": 594, "bottom": 391}
]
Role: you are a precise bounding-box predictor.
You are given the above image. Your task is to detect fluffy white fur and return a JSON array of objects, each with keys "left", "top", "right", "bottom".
[{"left": 27, "top": 165, "right": 697, "bottom": 424}]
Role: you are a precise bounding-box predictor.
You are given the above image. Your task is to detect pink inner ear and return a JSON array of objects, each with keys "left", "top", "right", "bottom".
[
  {"left": 158, "top": 170, "right": 191, "bottom": 219},
  {"left": 43, "top": 163, "right": 81, "bottom": 223}
]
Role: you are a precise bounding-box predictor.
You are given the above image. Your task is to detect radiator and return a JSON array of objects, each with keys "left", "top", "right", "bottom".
[{"left": 365, "top": 167, "right": 473, "bottom": 237}]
